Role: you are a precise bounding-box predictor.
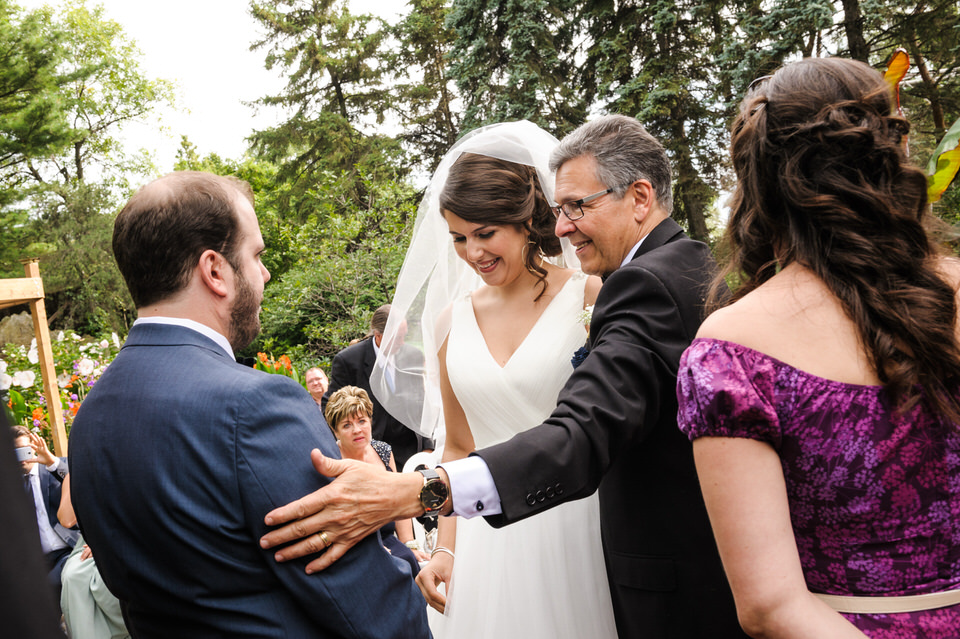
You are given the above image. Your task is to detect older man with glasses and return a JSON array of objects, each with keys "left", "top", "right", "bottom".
[{"left": 261, "top": 115, "right": 746, "bottom": 639}]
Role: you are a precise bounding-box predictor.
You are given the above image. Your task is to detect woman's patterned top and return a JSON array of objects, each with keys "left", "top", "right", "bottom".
[{"left": 677, "top": 338, "right": 960, "bottom": 637}]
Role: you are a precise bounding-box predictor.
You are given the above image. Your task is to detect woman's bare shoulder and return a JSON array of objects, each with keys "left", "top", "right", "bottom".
[
  {"left": 697, "top": 301, "right": 756, "bottom": 342},
  {"left": 697, "top": 267, "right": 876, "bottom": 383},
  {"left": 584, "top": 274, "right": 602, "bottom": 307},
  {"left": 936, "top": 255, "right": 960, "bottom": 289}
]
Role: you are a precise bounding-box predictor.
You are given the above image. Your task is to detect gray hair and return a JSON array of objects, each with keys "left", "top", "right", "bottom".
[{"left": 550, "top": 114, "right": 673, "bottom": 214}]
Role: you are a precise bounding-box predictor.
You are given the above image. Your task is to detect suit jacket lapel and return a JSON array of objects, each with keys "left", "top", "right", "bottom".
[
  {"left": 590, "top": 218, "right": 687, "bottom": 349},
  {"left": 362, "top": 338, "right": 377, "bottom": 378},
  {"left": 632, "top": 217, "right": 685, "bottom": 261}
]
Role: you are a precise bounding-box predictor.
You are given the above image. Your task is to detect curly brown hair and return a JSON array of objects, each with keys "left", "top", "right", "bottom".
[
  {"left": 712, "top": 56, "right": 960, "bottom": 422},
  {"left": 440, "top": 152, "right": 562, "bottom": 301}
]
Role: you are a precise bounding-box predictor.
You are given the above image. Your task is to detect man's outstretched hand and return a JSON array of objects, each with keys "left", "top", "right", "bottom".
[{"left": 260, "top": 449, "right": 428, "bottom": 573}]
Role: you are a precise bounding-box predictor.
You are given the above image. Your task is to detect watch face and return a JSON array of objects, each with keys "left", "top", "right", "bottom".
[
  {"left": 419, "top": 470, "right": 448, "bottom": 513},
  {"left": 422, "top": 482, "right": 447, "bottom": 509}
]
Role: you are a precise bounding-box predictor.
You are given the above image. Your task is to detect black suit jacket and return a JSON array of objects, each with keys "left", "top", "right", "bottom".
[
  {"left": 1, "top": 415, "right": 63, "bottom": 639},
  {"left": 324, "top": 338, "right": 433, "bottom": 469},
  {"left": 476, "top": 219, "right": 744, "bottom": 639}
]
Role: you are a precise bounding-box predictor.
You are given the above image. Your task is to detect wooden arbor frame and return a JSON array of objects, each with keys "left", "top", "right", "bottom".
[{"left": 0, "top": 260, "right": 67, "bottom": 455}]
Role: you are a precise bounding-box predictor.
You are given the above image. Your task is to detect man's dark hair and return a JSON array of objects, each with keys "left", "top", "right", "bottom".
[
  {"left": 112, "top": 171, "right": 254, "bottom": 308},
  {"left": 370, "top": 304, "right": 391, "bottom": 336}
]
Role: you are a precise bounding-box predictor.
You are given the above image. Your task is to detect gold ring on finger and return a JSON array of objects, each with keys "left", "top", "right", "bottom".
[{"left": 318, "top": 531, "right": 331, "bottom": 548}]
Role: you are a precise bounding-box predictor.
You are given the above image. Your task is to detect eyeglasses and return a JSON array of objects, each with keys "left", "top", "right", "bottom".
[{"left": 552, "top": 184, "right": 630, "bottom": 221}]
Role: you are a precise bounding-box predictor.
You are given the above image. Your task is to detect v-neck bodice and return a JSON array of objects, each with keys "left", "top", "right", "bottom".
[{"left": 445, "top": 272, "right": 587, "bottom": 448}]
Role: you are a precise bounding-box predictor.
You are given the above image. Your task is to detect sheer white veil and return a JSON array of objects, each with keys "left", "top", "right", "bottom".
[{"left": 369, "top": 120, "right": 578, "bottom": 443}]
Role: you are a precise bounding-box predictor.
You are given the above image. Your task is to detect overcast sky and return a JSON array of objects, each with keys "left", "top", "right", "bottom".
[{"left": 18, "top": 0, "right": 401, "bottom": 174}]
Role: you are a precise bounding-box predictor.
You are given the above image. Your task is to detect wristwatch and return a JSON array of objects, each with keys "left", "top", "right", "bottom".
[{"left": 418, "top": 468, "right": 449, "bottom": 518}]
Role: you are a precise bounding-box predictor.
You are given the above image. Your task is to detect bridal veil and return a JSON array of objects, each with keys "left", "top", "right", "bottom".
[{"left": 369, "top": 120, "right": 578, "bottom": 444}]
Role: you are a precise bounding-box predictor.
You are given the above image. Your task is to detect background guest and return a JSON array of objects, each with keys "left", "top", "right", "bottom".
[
  {"left": 57, "top": 473, "right": 130, "bottom": 639},
  {"left": 304, "top": 366, "right": 328, "bottom": 410},
  {"left": 12, "top": 424, "right": 79, "bottom": 608},
  {"left": 324, "top": 385, "right": 428, "bottom": 575},
  {"left": 324, "top": 305, "right": 433, "bottom": 468},
  {"left": 677, "top": 57, "right": 960, "bottom": 637}
]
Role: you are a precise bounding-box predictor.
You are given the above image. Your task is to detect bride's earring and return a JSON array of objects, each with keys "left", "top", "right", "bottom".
[
  {"left": 523, "top": 240, "right": 543, "bottom": 278},
  {"left": 521, "top": 239, "right": 535, "bottom": 264}
]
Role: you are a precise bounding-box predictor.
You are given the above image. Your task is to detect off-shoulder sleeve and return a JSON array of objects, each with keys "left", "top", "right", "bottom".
[{"left": 676, "top": 338, "right": 782, "bottom": 448}]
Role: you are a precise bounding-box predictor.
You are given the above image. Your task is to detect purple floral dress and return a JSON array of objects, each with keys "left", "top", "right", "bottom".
[{"left": 677, "top": 338, "right": 960, "bottom": 638}]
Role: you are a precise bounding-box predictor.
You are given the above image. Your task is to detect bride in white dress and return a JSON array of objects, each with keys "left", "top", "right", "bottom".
[{"left": 371, "top": 121, "right": 618, "bottom": 638}]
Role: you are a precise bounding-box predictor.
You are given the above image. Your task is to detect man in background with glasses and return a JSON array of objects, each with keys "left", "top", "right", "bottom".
[{"left": 262, "top": 115, "right": 745, "bottom": 639}]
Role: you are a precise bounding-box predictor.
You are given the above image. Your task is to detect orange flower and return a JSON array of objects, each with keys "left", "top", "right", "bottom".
[
  {"left": 279, "top": 355, "right": 292, "bottom": 372},
  {"left": 32, "top": 407, "right": 45, "bottom": 421},
  {"left": 258, "top": 352, "right": 269, "bottom": 364}
]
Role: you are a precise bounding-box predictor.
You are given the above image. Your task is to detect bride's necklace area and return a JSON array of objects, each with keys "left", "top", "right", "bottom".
[{"left": 477, "top": 272, "right": 564, "bottom": 367}]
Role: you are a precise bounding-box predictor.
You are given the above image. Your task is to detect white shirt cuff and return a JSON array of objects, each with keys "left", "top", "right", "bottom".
[
  {"left": 439, "top": 456, "right": 502, "bottom": 518},
  {"left": 46, "top": 458, "right": 60, "bottom": 472}
]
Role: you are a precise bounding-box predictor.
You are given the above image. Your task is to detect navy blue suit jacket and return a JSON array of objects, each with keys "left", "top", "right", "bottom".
[{"left": 70, "top": 323, "right": 428, "bottom": 639}]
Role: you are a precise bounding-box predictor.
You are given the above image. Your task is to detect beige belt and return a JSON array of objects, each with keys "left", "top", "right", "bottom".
[{"left": 814, "top": 589, "right": 960, "bottom": 614}]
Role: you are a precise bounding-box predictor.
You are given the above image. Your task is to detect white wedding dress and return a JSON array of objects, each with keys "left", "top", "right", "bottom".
[{"left": 432, "top": 271, "right": 619, "bottom": 638}]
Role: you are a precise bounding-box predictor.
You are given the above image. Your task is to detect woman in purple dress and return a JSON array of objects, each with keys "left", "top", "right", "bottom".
[{"left": 676, "top": 57, "right": 960, "bottom": 638}]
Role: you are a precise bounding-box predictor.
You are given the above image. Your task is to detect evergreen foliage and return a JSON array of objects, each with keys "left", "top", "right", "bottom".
[
  {"left": 0, "top": 0, "right": 73, "bottom": 193},
  {"left": 1, "top": 0, "right": 958, "bottom": 363},
  {"left": 249, "top": 0, "right": 406, "bottom": 221}
]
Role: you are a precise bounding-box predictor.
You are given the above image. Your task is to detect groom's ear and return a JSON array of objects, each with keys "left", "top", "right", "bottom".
[
  {"left": 197, "top": 249, "right": 230, "bottom": 299},
  {"left": 629, "top": 180, "right": 656, "bottom": 223}
]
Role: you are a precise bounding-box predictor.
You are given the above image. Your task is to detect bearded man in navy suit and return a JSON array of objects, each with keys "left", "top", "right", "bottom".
[{"left": 68, "top": 171, "right": 428, "bottom": 639}]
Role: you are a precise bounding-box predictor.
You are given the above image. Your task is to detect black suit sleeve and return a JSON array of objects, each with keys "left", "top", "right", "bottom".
[{"left": 475, "top": 243, "right": 710, "bottom": 525}]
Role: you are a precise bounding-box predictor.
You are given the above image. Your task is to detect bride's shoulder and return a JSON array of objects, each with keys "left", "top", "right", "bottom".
[
  {"left": 583, "top": 273, "right": 601, "bottom": 307},
  {"left": 560, "top": 269, "right": 601, "bottom": 307}
]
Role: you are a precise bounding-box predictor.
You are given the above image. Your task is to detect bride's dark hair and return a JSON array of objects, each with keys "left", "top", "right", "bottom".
[
  {"left": 712, "top": 56, "right": 960, "bottom": 422},
  {"left": 440, "top": 152, "right": 562, "bottom": 301}
]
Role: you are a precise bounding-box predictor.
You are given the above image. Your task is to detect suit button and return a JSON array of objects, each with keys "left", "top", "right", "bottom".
[
  {"left": 545, "top": 486, "right": 555, "bottom": 498},
  {"left": 555, "top": 483, "right": 563, "bottom": 496},
  {"left": 536, "top": 490, "right": 546, "bottom": 502},
  {"left": 525, "top": 493, "right": 536, "bottom": 506},
  {"left": 475, "top": 500, "right": 484, "bottom": 512}
]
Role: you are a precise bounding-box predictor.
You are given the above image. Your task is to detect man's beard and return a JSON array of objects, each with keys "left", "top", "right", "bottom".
[{"left": 229, "top": 268, "right": 261, "bottom": 352}]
